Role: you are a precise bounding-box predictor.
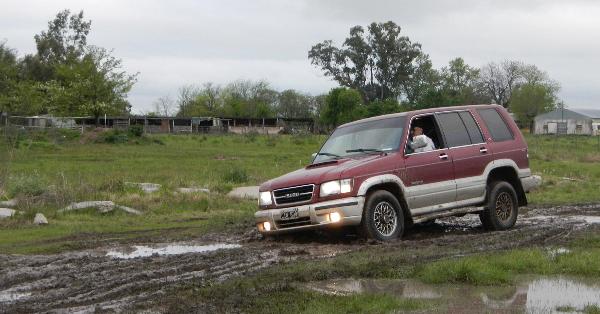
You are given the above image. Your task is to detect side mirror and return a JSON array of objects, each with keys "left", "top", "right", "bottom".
[{"left": 311, "top": 152, "right": 317, "bottom": 158}]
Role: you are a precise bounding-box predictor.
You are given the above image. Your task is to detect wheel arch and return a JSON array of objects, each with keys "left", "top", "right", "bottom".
[
  {"left": 486, "top": 166, "right": 527, "bottom": 206},
  {"left": 357, "top": 174, "right": 413, "bottom": 225}
]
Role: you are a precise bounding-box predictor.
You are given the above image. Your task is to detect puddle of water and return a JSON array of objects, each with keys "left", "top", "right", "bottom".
[
  {"left": 0, "top": 290, "right": 31, "bottom": 303},
  {"left": 523, "top": 215, "right": 600, "bottom": 226},
  {"left": 106, "top": 243, "right": 241, "bottom": 259},
  {"left": 304, "top": 277, "right": 600, "bottom": 313}
]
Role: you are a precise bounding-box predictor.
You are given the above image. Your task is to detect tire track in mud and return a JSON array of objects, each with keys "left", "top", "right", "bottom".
[{"left": 1, "top": 204, "right": 599, "bottom": 313}]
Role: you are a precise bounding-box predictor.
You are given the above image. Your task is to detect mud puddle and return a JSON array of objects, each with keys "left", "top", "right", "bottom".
[
  {"left": 106, "top": 243, "right": 242, "bottom": 259},
  {"left": 0, "top": 290, "right": 31, "bottom": 303},
  {"left": 304, "top": 276, "right": 600, "bottom": 313}
]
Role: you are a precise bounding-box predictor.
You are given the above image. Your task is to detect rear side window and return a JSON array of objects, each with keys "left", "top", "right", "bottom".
[
  {"left": 477, "top": 108, "right": 514, "bottom": 142},
  {"left": 459, "top": 111, "right": 484, "bottom": 144},
  {"left": 436, "top": 112, "right": 471, "bottom": 147}
]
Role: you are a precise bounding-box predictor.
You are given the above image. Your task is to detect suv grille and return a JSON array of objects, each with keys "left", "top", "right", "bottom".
[{"left": 273, "top": 184, "right": 314, "bottom": 205}]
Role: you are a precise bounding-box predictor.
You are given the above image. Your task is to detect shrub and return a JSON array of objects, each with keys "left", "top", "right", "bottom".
[
  {"left": 244, "top": 131, "right": 259, "bottom": 143},
  {"left": 7, "top": 173, "right": 48, "bottom": 197},
  {"left": 98, "top": 130, "right": 129, "bottom": 144},
  {"left": 222, "top": 167, "right": 249, "bottom": 183},
  {"left": 128, "top": 125, "right": 144, "bottom": 137}
]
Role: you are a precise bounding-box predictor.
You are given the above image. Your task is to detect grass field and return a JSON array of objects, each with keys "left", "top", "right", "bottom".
[{"left": 1, "top": 129, "right": 600, "bottom": 254}]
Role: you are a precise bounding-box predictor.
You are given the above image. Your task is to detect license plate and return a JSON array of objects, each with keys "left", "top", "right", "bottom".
[{"left": 280, "top": 208, "right": 299, "bottom": 220}]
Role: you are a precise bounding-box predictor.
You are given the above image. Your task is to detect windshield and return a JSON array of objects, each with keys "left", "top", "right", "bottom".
[{"left": 313, "top": 116, "right": 406, "bottom": 163}]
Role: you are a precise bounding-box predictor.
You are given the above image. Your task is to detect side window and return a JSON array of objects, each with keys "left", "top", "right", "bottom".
[
  {"left": 459, "top": 111, "right": 484, "bottom": 144},
  {"left": 405, "top": 114, "right": 445, "bottom": 154},
  {"left": 477, "top": 108, "right": 514, "bottom": 142},
  {"left": 436, "top": 112, "right": 471, "bottom": 147}
]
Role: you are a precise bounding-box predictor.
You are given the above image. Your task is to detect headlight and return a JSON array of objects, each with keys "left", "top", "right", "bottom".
[
  {"left": 320, "top": 179, "right": 352, "bottom": 197},
  {"left": 259, "top": 191, "right": 272, "bottom": 206}
]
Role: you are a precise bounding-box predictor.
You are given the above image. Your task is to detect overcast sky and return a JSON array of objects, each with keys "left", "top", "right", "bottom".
[{"left": 2, "top": 0, "right": 599, "bottom": 113}]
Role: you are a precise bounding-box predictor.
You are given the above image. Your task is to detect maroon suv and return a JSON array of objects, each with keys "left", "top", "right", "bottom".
[{"left": 255, "top": 104, "right": 541, "bottom": 241}]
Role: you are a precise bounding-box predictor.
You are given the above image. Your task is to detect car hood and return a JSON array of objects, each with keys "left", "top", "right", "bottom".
[{"left": 260, "top": 154, "right": 385, "bottom": 191}]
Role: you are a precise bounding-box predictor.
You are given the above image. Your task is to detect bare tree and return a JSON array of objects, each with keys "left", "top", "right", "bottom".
[
  {"left": 152, "top": 95, "right": 175, "bottom": 116},
  {"left": 478, "top": 60, "right": 523, "bottom": 108}
]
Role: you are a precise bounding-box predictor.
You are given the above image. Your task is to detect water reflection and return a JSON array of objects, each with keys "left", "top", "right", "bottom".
[
  {"left": 305, "top": 277, "right": 600, "bottom": 313},
  {"left": 106, "top": 243, "right": 242, "bottom": 259}
]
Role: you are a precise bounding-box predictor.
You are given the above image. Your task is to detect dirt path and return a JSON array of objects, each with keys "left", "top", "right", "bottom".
[{"left": 1, "top": 204, "right": 599, "bottom": 313}]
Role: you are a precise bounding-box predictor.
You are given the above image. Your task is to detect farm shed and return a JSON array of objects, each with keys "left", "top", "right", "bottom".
[{"left": 533, "top": 108, "right": 600, "bottom": 135}]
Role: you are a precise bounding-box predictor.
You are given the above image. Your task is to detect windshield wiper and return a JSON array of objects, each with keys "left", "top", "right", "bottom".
[
  {"left": 346, "top": 148, "right": 387, "bottom": 154},
  {"left": 316, "top": 152, "right": 341, "bottom": 158}
]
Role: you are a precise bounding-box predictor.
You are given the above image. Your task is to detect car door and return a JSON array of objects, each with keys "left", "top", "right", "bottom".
[
  {"left": 437, "top": 111, "right": 493, "bottom": 203},
  {"left": 403, "top": 114, "right": 456, "bottom": 214}
]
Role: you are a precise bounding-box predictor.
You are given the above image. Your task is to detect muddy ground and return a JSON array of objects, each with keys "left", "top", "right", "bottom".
[{"left": 1, "top": 204, "right": 599, "bottom": 313}]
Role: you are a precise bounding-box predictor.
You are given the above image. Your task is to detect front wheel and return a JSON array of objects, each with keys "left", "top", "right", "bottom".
[
  {"left": 361, "top": 190, "right": 404, "bottom": 241},
  {"left": 480, "top": 181, "right": 518, "bottom": 231}
]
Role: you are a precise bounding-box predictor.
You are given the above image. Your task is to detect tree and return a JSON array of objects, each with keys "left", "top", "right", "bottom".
[
  {"left": 0, "top": 42, "right": 19, "bottom": 113},
  {"left": 401, "top": 53, "right": 440, "bottom": 107},
  {"left": 309, "top": 21, "right": 422, "bottom": 102},
  {"left": 153, "top": 96, "right": 175, "bottom": 116},
  {"left": 35, "top": 10, "right": 91, "bottom": 66},
  {"left": 277, "top": 89, "right": 312, "bottom": 119},
  {"left": 221, "top": 80, "right": 278, "bottom": 118},
  {"left": 321, "top": 88, "right": 365, "bottom": 127},
  {"left": 478, "top": 60, "right": 524, "bottom": 108},
  {"left": 175, "top": 85, "right": 200, "bottom": 117},
  {"left": 52, "top": 46, "right": 137, "bottom": 124},
  {"left": 511, "top": 83, "right": 557, "bottom": 131}
]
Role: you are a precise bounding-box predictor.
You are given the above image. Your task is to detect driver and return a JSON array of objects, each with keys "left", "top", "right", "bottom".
[{"left": 410, "top": 126, "right": 435, "bottom": 153}]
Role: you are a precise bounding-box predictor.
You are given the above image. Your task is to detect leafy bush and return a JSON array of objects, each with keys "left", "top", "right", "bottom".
[
  {"left": 7, "top": 173, "right": 48, "bottom": 197},
  {"left": 244, "top": 131, "right": 259, "bottom": 143},
  {"left": 128, "top": 125, "right": 144, "bottom": 137},
  {"left": 97, "top": 130, "right": 129, "bottom": 144},
  {"left": 222, "top": 167, "right": 249, "bottom": 183}
]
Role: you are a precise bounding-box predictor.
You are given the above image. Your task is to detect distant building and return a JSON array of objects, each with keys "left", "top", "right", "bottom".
[{"left": 533, "top": 108, "right": 600, "bottom": 136}]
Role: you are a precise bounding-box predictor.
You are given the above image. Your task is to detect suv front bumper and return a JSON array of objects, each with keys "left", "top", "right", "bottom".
[{"left": 255, "top": 196, "right": 365, "bottom": 234}]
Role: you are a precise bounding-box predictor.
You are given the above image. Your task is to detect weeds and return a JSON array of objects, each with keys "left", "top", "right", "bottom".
[
  {"left": 222, "top": 167, "right": 249, "bottom": 183},
  {"left": 6, "top": 173, "right": 48, "bottom": 198}
]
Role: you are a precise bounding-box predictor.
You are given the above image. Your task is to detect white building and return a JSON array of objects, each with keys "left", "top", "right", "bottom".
[{"left": 533, "top": 108, "right": 600, "bottom": 135}]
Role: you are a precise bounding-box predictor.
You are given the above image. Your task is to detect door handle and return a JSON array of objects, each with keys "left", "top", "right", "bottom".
[
  {"left": 480, "top": 147, "right": 488, "bottom": 154},
  {"left": 439, "top": 153, "right": 448, "bottom": 160}
]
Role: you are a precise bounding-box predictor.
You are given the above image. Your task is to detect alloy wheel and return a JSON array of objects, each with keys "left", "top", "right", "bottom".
[
  {"left": 373, "top": 201, "right": 397, "bottom": 236},
  {"left": 495, "top": 192, "right": 513, "bottom": 221}
]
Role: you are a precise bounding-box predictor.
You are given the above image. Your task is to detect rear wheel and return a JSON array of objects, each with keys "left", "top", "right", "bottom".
[
  {"left": 361, "top": 190, "right": 404, "bottom": 241},
  {"left": 480, "top": 181, "right": 518, "bottom": 230}
]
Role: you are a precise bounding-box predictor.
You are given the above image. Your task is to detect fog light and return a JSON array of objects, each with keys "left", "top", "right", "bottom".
[
  {"left": 263, "top": 221, "right": 271, "bottom": 231},
  {"left": 329, "top": 212, "right": 341, "bottom": 223}
]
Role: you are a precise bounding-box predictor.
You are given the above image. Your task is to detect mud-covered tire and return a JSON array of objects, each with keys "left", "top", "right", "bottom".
[
  {"left": 480, "top": 181, "right": 518, "bottom": 231},
  {"left": 361, "top": 190, "right": 404, "bottom": 241}
]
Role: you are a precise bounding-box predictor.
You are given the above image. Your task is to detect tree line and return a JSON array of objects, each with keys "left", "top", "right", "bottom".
[
  {"left": 0, "top": 10, "right": 137, "bottom": 125},
  {"left": 149, "top": 81, "right": 324, "bottom": 120},
  {"left": 1, "top": 12, "right": 559, "bottom": 130},
  {"left": 309, "top": 21, "right": 561, "bottom": 129}
]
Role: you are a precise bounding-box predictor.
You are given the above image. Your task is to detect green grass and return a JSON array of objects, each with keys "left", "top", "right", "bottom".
[
  {"left": 0, "top": 130, "right": 599, "bottom": 254},
  {"left": 526, "top": 134, "right": 600, "bottom": 204},
  {"left": 0, "top": 132, "right": 324, "bottom": 254},
  {"left": 416, "top": 242, "right": 600, "bottom": 285}
]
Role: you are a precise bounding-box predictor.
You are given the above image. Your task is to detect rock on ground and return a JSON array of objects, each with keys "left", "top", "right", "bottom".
[
  {"left": 59, "top": 201, "right": 142, "bottom": 215},
  {"left": 33, "top": 213, "right": 48, "bottom": 225},
  {"left": 125, "top": 182, "right": 161, "bottom": 194},
  {"left": 227, "top": 186, "right": 259, "bottom": 200},
  {"left": 176, "top": 187, "right": 210, "bottom": 194},
  {"left": 0, "top": 208, "right": 16, "bottom": 218},
  {"left": 0, "top": 199, "right": 17, "bottom": 207}
]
